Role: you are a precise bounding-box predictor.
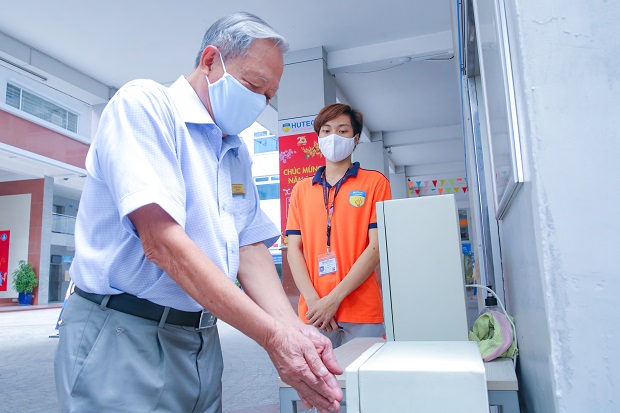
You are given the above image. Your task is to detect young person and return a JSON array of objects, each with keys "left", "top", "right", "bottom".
[{"left": 286, "top": 103, "right": 392, "bottom": 348}]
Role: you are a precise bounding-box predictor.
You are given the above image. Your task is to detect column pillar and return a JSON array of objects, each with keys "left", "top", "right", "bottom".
[
  {"left": 352, "top": 141, "right": 390, "bottom": 176},
  {"left": 277, "top": 47, "right": 336, "bottom": 309},
  {"left": 37, "top": 175, "right": 54, "bottom": 305},
  {"left": 390, "top": 170, "right": 408, "bottom": 199},
  {"left": 278, "top": 47, "right": 336, "bottom": 120}
]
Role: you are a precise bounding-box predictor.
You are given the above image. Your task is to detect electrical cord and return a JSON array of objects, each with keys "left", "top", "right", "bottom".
[{"left": 466, "top": 284, "right": 518, "bottom": 368}]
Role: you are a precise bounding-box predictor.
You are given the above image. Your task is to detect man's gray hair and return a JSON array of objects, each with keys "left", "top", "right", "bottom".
[{"left": 195, "top": 11, "right": 289, "bottom": 67}]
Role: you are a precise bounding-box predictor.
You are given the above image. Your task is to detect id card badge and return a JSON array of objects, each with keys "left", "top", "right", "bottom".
[{"left": 318, "top": 252, "right": 337, "bottom": 276}]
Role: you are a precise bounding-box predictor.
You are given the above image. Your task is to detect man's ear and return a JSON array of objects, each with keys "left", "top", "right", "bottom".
[{"left": 199, "top": 45, "right": 220, "bottom": 75}]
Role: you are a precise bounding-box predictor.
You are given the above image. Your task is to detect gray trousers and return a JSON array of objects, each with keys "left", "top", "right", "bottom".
[
  {"left": 320, "top": 322, "right": 385, "bottom": 349},
  {"left": 55, "top": 293, "right": 223, "bottom": 413}
]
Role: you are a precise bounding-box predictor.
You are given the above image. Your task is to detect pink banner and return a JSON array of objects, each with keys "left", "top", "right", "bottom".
[
  {"left": 0, "top": 230, "right": 10, "bottom": 291},
  {"left": 279, "top": 132, "right": 324, "bottom": 246}
]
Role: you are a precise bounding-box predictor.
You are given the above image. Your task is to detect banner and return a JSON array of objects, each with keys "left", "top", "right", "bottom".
[
  {"left": 278, "top": 116, "right": 324, "bottom": 246},
  {"left": 0, "top": 230, "right": 10, "bottom": 291}
]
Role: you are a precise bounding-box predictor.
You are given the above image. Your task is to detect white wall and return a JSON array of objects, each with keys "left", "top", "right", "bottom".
[
  {"left": 498, "top": 1, "right": 620, "bottom": 411},
  {"left": 0, "top": 194, "right": 31, "bottom": 299}
]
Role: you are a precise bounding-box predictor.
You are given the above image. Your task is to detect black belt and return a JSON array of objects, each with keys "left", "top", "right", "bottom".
[{"left": 74, "top": 286, "right": 216, "bottom": 330}]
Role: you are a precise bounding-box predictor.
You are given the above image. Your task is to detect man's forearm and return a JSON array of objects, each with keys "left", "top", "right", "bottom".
[
  {"left": 130, "top": 204, "right": 282, "bottom": 347},
  {"left": 237, "top": 242, "right": 304, "bottom": 327}
]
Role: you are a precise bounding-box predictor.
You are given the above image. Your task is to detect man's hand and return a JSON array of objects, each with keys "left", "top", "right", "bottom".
[
  {"left": 297, "top": 325, "right": 343, "bottom": 375},
  {"left": 306, "top": 295, "right": 340, "bottom": 331},
  {"left": 264, "top": 325, "right": 343, "bottom": 412}
]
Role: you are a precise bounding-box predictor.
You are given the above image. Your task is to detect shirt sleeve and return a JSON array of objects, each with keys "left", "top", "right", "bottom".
[
  {"left": 87, "top": 81, "right": 186, "bottom": 236},
  {"left": 237, "top": 180, "right": 280, "bottom": 248},
  {"left": 234, "top": 144, "right": 280, "bottom": 248}
]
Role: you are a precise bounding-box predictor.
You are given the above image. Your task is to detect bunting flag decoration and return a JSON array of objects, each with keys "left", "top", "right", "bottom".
[{"left": 405, "top": 176, "right": 469, "bottom": 197}]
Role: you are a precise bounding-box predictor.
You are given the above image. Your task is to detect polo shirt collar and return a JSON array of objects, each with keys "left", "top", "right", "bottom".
[
  {"left": 168, "top": 76, "right": 215, "bottom": 125},
  {"left": 312, "top": 162, "right": 360, "bottom": 186}
]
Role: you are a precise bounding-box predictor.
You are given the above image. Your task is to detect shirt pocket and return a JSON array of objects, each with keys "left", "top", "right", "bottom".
[{"left": 231, "top": 197, "right": 254, "bottom": 234}]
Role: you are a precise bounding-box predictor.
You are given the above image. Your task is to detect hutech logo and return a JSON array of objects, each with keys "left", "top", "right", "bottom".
[
  {"left": 281, "top": 119, "right": 314, "bottom": 134},
  {"left": 348, "top": 190, "right": 366, "bottom": 208}
]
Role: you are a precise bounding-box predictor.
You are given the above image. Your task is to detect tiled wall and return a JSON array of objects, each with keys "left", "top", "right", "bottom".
[{"left": 0, "top": 109, "right": 88, "bottom": 169}]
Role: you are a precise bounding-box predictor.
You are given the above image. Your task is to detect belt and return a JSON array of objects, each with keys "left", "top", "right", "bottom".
[{"left": 74, "top": 286, "right": 217, "bottom": 330}]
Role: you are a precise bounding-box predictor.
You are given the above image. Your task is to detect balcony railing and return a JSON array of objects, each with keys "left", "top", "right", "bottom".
[{"left": 52, "top": 213, "right": 76, "bottom": 235}]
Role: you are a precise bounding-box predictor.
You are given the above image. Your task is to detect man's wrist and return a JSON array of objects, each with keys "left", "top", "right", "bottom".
[
  {"left": 280, "top": 313, "right": 306, "bottom": 329},
  {"left": 257, "top": 317, "right": 283, "bottom": 349}
]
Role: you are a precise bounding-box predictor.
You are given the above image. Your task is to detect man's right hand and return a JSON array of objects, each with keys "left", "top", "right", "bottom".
[{"left": 264, "top": 325, "right": 343, "bottom": 413}]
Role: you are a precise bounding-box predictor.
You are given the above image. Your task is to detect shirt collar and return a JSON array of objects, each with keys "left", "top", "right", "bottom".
[
  {"left": 312, "top": 162, "right": 360, "bottom": 186},
  {"left": 168, "top": 75, "right": 241, "bottom": 155},
  {"left": 167, "top": 76, "right": 215, "bottom": 125}
]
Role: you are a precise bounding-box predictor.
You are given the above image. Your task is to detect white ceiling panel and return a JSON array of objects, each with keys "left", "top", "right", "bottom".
[{"left": 0, "top": 0, "right": 466, "bottom": 180}]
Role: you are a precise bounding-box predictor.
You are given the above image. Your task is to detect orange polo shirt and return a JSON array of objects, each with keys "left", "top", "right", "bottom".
[{"left": 285, "top": 163, "right": 392, "bottom": 324}]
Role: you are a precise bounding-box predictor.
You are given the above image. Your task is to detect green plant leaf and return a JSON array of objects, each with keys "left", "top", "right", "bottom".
[{"left": 12, "top": 260, "right": 38, "bottom": 293}]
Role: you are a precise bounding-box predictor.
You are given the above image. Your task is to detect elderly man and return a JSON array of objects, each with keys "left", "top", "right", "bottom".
[{"left": 54, "top": 12, "right": 342, "bottom": 413}]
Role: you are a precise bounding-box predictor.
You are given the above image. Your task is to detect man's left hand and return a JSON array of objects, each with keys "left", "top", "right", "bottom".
[
  {"left": 297, "top": 325, "right": 344, "bottom": 411},
  {"left": 264, "top": 324, "right": 343, "bottom": 412}
]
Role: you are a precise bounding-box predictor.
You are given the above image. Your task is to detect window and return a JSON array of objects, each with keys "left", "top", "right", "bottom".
[
  {"left": 6, "top": 83, "right": 78, "bottom": 133},
  {"left": 253, "top": 133, "right": 278, "bottom": 154},
  {"left": 255, "top": 176, "right": 280, "bottom": 200},
  {"left": 52, "top": 204, "right": 65, "bottom": 215}
]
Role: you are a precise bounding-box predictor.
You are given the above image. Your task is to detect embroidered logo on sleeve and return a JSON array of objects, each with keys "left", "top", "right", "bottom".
[{"left": 349, "top": 190, "right": 366, "bottom": 208}]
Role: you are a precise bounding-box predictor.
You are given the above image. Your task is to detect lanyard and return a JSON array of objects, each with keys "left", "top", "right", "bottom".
[{"left": 322, "top": 170, "right": 348, "bottom": 252}]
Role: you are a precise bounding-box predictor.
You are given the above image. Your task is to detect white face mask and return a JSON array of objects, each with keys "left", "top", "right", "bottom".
[
  {"left": 206, "top": 53, "right": 267, "bottom": 135},
  {"left": 318, "top": 133, "right": 357, "bottom": 162}
]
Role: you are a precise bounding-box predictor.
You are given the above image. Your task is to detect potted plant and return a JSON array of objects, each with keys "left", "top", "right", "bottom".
[{"left": 12, "top": 260, "right": 38, "bottom": 306}]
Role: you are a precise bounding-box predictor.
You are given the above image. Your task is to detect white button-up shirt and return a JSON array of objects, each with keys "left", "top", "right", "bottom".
[{"left": 70, "top": 76, "right": 279, "bottom": 311}]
